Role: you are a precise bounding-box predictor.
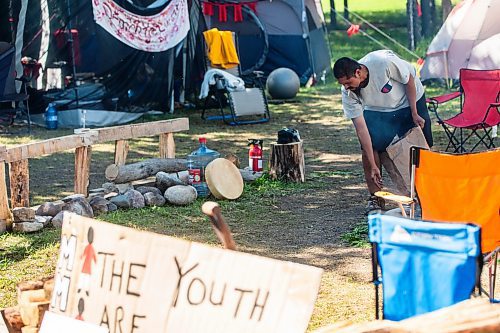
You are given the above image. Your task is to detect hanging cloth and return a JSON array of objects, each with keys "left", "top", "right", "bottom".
[
  {"left": 203, "top": 28, "right": 239, "bottom": 69},
  {"left": 203, "top": 2, "right": 214, "bottom": 16},
  {"left": 218, "top": 3, "right": 228, "bottom": 22},
  {"left": 233, "top": 4, "right": 243, "bottom": 22},
  {"left": 247, "top": 2, "right": 257, "bottom": 14}
]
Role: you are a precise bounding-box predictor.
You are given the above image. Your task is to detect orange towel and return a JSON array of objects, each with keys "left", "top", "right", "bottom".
[{"left": 203, "top": 28, "right": 239, "bottom": 69}]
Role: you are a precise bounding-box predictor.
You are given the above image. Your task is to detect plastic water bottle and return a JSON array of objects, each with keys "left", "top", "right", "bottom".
[
  {"left": 187, "top": 138, "right": 220, "bottom": 197},
  {"left": 45, "top": 103, "right": 58, "bottom": 130}
]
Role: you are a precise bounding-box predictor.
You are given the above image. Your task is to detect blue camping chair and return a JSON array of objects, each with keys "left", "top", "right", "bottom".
[{"left": 368, "top": 213, "right": 482, "bottom": 321}]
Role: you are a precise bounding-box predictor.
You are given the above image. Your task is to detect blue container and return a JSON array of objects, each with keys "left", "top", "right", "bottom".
[
  {"left": 187, "top": 138, "right": 220, "bottom": 197},
  {"left": 45, "top": 103, "right": 58, "bottom": 130}
]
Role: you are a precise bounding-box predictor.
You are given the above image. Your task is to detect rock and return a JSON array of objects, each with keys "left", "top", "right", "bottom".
[
  {"left": 125, "top": 189, "right": 145, "bottom": 209},
  {"left": 35, "top": 202, "right": 62, "bottom": 217},
  {"left": 156, "top": 172, "right": 186, "bottom": 192},
  {"left": 109, "top": 195, "right": 131, "bottom": 209},
  {"left": 61, "top": 194, "right": 86, "bottom": 203},
  {"left": 116, "top": 183, "right": 134, "bottom": 194},
  {"left": 62, "top": 198, "right": 94, "bottom": 218},
  {"left": 135, "top": 186, "right": 162, "bottom": 196},
  {"left": 89, "top": 196, "right": 110, "bottom": 215},
  {"left": 12, "top": 222, "right": 44, "bottom": 233},
  {"left": 51, "top": 211, "right": 66, "bottom": 228},
  {"left": 102, "top": 182, "right": 119, "bottom": 194},
  {"left": 144, "top": 192, "right": 166, "bottom": 207},
  {"left": 164, "top": 185, "right": 197, "bottom": 206},
  {"left": 107, "top": 202, "right": 118, "bottom": 212},
  {"left": 104, "top": 192, "right": 119, "bottom": 199},
  {"left": 0, "top": 220, "right": 6, "bottom": 234},
  {"left": 35, "top": 215, "right": 52, "bottom": 227},
  {"left": 12, "top": 207, "right": 36, "bottom": 222}
]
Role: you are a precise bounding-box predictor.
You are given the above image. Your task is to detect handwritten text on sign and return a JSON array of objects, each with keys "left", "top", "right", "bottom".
[{"left": 50, "top": 213, "right": 323, "bottom": 332}]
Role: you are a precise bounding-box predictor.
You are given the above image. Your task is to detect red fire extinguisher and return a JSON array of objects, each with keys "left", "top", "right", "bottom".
[{"left": 248, "top": 139, "right": 263, "bottom": 172}]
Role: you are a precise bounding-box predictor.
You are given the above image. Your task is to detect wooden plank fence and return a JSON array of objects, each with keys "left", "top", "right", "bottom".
[{"left": 0, "top": 118, "right": 189, "bottom": 224}]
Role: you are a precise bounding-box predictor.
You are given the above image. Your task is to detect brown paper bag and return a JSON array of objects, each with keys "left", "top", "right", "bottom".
[{"left": 385, "top": 126, "right": 429, "bottom": 194}]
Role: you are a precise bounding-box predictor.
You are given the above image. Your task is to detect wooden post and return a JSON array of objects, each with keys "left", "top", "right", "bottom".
[
  {"left": 75, "top": 146, "right": 92, "bottom": 196},
  {"left": 9, "top": 159, "right": 30, "bottom": 208},
  {"left": 114, "top": 139, "right": 129, "bottom": 166},
  {"left": 269, "top": 141, "right": 305, "bottom": 182},
  {"left": 159, "top": 133, "right": 175, "bottom": 158},
  {"left": 0, "top": 162, "right": 12, "bottom": 228}
]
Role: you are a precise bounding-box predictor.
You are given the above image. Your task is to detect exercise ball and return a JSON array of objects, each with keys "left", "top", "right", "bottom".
[{"left": 266, "top": 68, "right": 300, "bottom": 99}]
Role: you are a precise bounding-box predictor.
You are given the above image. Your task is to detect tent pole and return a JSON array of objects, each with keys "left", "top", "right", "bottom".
[
  {"left": 8, "top": 0, "right": 16, "bottom": 43},
  {"left": 66, "top": 0, "right": 80, "bottom": 119},
  {"left": 443, "top": 52, "right": 451, "bottom": 90},
  {"left": 180, "top": 39, "right": 187, "bottom": 104}
]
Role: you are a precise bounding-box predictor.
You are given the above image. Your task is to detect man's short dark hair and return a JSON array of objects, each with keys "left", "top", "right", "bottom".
[{"left": 333, "top": 57, "right": 361, "bottom": 79}]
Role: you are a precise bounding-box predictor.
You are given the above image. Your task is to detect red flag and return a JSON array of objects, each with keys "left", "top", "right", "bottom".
[
  {"left": 346, "top": 24, "right": 360, "bottom": 37},
  {"left": 234, "top": 4, "right": 243, "bottom": 22},
  {"left": 248, "top": 2, "right": 257, "bottom": 14},
  {"left": 416, "top": 0, "right": 422, "bottom": 17},
  {"left": 218, "top": 4, "right": 227, "bottom": 22},
  {"left": 202, "top": 2, "right": 214, "bottom": 16}
]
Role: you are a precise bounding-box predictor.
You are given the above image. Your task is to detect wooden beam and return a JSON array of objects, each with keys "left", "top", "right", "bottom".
[
  {"left": 74, "top": 146, "right": 92, "bottom": 196},
  {"left": 159, "top": 133, "right": 175, "bottom": 158},
  {"left": 97, "top": 118, "right": 189, "bottom": 142},
  {"left": 0, "top": 162, "right": 12, "bottom": 228},
  {"left": 0, "top": 119, "right": 189, "bottom": 163},
  {"left": 0, "top": 131, "right": 97, "bottom": 163},
  {"left": 9, "top": 159, "right": 30, "bottom": 208},
  {"left": 114, "top": 140, "right": 129, "bottom": 166}
]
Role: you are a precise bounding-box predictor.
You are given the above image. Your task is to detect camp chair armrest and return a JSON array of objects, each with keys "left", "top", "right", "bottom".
[
  {"left": 482, "top": 103, "right": 500, "bottom": 123},
  {"left": 426, "top": 91, "right": 462, "bottom": 115},
  {"left": 374, "top": 191, "right": 413, "bottom": 205}
]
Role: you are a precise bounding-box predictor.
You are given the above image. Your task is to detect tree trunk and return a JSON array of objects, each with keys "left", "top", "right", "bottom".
[
  {"left": 407, "top": 0, "right": 421, "bottom": 50},
  {"left": 343, "top": 0, "right": 349, "bottom": 21},
  {"left": 329, "top": 0, "right": 337, "bottom": 29},
  {"left": 269, "top": 142, "right": 305, "bottom": 183},
  {"left": 442, "top": 0, "right": 452, "bottom": 21},
  {"left": 421, "top": 0, "right": 433, "bottom": 38},
  {"left": 105, "top": 158, "right": 187, "bottom": 184}
]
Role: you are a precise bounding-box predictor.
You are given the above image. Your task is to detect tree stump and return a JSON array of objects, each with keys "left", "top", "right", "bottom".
[{"left": 269, "top": 141, "right": 305, "bottom": 182}]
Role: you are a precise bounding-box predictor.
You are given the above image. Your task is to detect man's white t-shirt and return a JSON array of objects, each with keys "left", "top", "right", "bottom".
[{"left": 341, "top": 50, "right": 424, "bottom": 119}]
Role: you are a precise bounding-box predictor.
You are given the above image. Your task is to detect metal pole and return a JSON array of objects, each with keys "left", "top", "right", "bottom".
[
  {"left": 8, "top": 0, "right": 16, "bottom": 43},
  {"left": 66, "top": 0, "right": 80, "bottom": 118}
]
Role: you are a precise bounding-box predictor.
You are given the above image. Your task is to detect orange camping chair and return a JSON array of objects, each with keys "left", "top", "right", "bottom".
[
  {"left": 377, "top": 147, "right": 499, "bottom": 300},
  {"left": 411, "top": 147, "right": 499, "bottom": 300},
  {"left": 426, "top": 69, "right": 500, "bottom": 153}
]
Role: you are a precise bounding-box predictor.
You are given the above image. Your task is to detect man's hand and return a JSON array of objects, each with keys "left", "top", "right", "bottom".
[
  {"left": 371, "top": 166, "right": 383, "bottom": 189},
  {"left": 412, "top": 113, "right": 425, "bottom": 128}
]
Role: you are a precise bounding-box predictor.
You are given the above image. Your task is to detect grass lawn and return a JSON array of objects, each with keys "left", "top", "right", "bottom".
[{"left": 0, "top": 3, "right": 471, "bottom": 331}]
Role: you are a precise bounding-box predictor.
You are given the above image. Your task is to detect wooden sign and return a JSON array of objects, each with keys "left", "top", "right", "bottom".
[{"left": 50, "top": 213, "right": 322, "bottom": 332}]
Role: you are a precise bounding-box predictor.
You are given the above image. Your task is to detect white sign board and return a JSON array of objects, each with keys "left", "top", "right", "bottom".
[{"left": 50, "top": 213, "right": 322, "bottom": 332}]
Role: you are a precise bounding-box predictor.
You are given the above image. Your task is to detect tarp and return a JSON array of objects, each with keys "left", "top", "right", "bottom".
[{"left": 420, "top": 0, "right": 500, "bottom": 81}]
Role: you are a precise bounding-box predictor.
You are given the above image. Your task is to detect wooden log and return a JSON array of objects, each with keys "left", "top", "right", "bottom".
[
  {"left": 159, "top": 133, "right": 175, "bottom": 158},
  {"left": 0, "top": 161, "right": 12, "bottom": 228},
  {"left": 2, "top": 307, "right": 24, "bottom": 333},
  {"left": 74, "top": 146, "right": 92, "bottom": 196},
  {"left": 105, "top": 158, "right": 188, "bottom": 184},
  {"left": 9, "top": 159, "right": 30, "bottom": 208},
  {"left": 269, "top": 141, "right": 305, "bottom": 182},
  {"left": 114, "top": 140, "right": 129, "bottom": 166}
]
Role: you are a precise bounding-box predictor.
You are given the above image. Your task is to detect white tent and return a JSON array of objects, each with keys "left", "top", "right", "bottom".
[{"left": 420, "top": 0, "right": 500, "bottom": 81}]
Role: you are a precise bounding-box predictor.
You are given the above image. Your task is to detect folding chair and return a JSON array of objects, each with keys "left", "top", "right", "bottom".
[
  {"left": 200, "top": 30, "right": 270, "bottom": 126},
  {"left": 377, "top": 147, "right": 500, "bottom": 301},
  {"left": 426, "top": 69, "right": 500, "bottom": 152},
  {"left": 0, "top": 42, "right": 31, "bottom": 134},
  {"left": 369, "top": 213, "right": 482, "bottom": 321}
]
